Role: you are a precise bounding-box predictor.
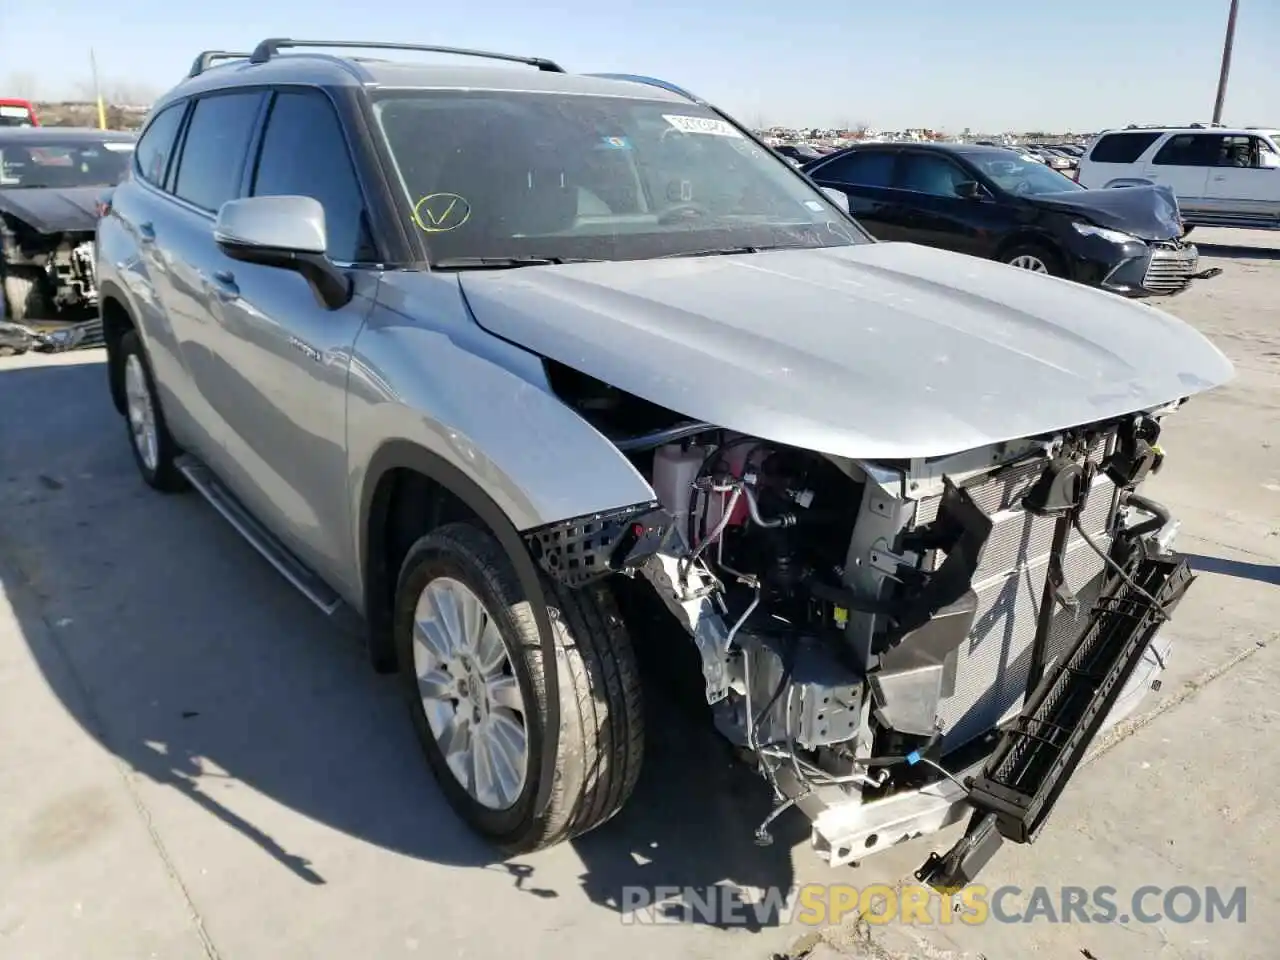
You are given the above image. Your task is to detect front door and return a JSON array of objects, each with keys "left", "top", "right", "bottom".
[
  {"left": 1205, "top": 135, "right": 1280, "bottom": 225},
  {"left": 203, "top": 88, "right": 380, "bottom": 588},
  {"left": 886, "top": 151, "right": 993, "bottom": 257}
]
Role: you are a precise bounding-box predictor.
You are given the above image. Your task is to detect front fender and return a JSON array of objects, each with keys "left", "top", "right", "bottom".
[{"left": 346, "top": 291, "right": 658, "bottom": 557}]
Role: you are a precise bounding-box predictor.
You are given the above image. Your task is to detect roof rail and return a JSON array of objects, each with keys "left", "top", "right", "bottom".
[
  {"left": 246, "top": 38, "right": 565, "bottom": 72},
  {"left": 188, "top": 50, "right": 253, "bottom": 78},
  {"left": 583, "top": 73, "right": 702, "bottom": 103}
]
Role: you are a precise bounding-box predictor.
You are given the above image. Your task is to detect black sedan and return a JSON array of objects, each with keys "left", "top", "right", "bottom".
[
  {"left": 774, "top": 143, "right": 827, "bottom": 167},
  {"left": 804, "top": 143, "right": 1219, "bottom": 297}
]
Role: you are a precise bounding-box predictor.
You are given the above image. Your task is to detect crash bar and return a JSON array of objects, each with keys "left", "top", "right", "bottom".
[
  {"left": 246, "top": 39, "right": 565, "bottom": 73},
  {"left": 188, "top": 51, "right": 254, "bottom": 78}
]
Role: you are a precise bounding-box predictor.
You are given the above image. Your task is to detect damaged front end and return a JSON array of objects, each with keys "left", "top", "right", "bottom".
[
  {"left": 0, "top": 200, "right": 101, "bottom": 324},
  {"left": 522, "top": 399, "right": 1194, "bottom": 886}
]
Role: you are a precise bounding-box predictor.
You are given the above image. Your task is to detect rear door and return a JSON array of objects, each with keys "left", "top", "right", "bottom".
[
  {"left": 1205, "top": 134, "right": 1280, "bottom": 224},
  {"left": 1141, "top": 134, "right": 1216, "bottom": 214},
  {"left": 805, "top": 149, "right": 900, "bottom": 238},
  {"left": 202, "top": 87, "right": 379, "bottom": 585}
]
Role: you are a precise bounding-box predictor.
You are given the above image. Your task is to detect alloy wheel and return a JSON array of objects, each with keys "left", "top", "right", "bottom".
[
  {"left": 411, "top": 576, "right": 529, "bottom": 810},
  {"left": 124, "top": 353, "right": 159, "bottom": 472}
]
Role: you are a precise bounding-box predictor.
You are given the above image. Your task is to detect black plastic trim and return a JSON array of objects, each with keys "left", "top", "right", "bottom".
[{"left": 523, "top": 502, "right": 668, "bottom": 588}]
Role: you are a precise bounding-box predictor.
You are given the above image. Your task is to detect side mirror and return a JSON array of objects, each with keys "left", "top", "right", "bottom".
[
  {"left": 820, "top": 186, "right": 850, "bottom": 213},
  {"left": 214, "top": 196, "right": 352, "bottom": 310},
  {"left": 957, "top": 180, "right": 986, "bottom": 200}
]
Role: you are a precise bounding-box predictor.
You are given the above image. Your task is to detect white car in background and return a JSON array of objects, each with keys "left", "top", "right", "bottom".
[{"left": 1078, "top": 126, "right": 1280, "bottom": 231}]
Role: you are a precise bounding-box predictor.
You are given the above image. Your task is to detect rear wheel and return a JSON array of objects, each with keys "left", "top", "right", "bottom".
[
  {"left": 394, "top": 522, "right": 644, "bottom": 853},
  {"left": 2, "top": 269, "right": 51, "bottom": 323},
  {"left": 119, "top": 329, "right": 188, "bottom": 493}
]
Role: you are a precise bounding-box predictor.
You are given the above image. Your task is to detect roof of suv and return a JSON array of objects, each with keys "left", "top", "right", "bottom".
[
  {"left": 159, "top": 50, "right": 693, "bottom": 110},
  {"left": 1098, "top": 126, "right": 1267, "bottom": 138}
]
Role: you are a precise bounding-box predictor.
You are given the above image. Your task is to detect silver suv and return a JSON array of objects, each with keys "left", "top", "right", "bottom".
[{"left": 97, "top": 39, "right": 1232, "bottom": 887}]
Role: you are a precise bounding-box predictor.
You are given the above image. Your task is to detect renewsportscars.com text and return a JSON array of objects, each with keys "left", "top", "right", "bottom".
[{"left": 620, "top": 883, "right": 1247, "bottom": 927}]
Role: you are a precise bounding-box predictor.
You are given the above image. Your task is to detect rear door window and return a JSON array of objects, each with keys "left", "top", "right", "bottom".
[
  {"left": 811, "top": 151, "right": 896, "bottom": 187},
  {"left": 172, "top": 92, "right": 264, "bottom": 212},
  {"left": 1152, "top": 134, "right": 1221, "bottom": 167},
  {"left": 1087, "top": 132, "right": 1161, "bottom": 164}
]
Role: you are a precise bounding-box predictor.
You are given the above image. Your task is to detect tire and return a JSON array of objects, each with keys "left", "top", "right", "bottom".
[
  {"left": 2, "top": 270, "right": 51, "bottom": 323},
  {"left": 0, "top": 344, "right": 23, "bottom": 357},
  {"left": 1001, "top": 242, "right": 1064, "bottom": 278},
  {"left": 118, "top": 329, "right": 188, "bottom": 493},
  {"left": 394, "top": 522, "right": 644, "bottom": 854}
]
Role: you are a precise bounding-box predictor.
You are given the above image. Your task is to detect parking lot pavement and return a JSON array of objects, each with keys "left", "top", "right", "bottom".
[{"left": 0, "top": 230, "right": 1276, "bottom": 960}]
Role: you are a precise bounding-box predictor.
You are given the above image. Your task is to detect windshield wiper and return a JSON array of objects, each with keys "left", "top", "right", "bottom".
[
  {"left": 658, "top": 245, "right": 787, "bottom": 259},
  {"left": 432, "top": 256, "right": 602, "bottom": 270}
]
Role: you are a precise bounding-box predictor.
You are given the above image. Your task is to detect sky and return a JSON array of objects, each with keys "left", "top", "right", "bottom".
[{"left": 1, "top": 0, "right": 1275, "bottom": 132}]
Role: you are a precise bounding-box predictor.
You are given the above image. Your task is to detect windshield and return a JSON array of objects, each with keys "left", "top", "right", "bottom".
[
  {"left": 372, "top": 90, "right": 864, "bottom": 264},
  {"left": 972, "top": 152, "right": 1084, "bottom": 196},
  {"left": 0, "top": 138, "right": 134, "bottom": 187}
]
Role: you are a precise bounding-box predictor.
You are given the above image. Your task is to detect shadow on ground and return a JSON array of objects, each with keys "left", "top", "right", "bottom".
[
  {"left": 0, "top": 356, "right": 804, "bottom": 932},
  {"left": 1187, "top": 552, "right": 1280, "bottom": 586},
  {"left": 1194, "top": 242, "right": 1280, "bottom": 262}
]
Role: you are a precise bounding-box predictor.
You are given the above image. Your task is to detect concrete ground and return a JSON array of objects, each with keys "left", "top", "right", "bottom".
[{"left": 0, "top": 228, "right": 1276, "bottom": 960}]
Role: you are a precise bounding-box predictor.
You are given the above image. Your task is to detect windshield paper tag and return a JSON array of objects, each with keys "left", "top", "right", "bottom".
[
  {"left": 662, "top": 115, "right": 743, "bottom": 138},
  {"left": 102, "top": 143, "right": 135, "bottom": 152}
]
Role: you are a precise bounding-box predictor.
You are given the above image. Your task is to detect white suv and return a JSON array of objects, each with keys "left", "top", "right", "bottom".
[{"left": 1077, "top": 127, "right": 1280, "bottom": 231}]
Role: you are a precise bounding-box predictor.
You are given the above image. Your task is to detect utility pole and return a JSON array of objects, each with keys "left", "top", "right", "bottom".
[
  {"left": 89, "top": 47, "right": 107, "bottom": 130},
  {"left": 1212, "top": 0, "right": 1240, "bottom": 125}
]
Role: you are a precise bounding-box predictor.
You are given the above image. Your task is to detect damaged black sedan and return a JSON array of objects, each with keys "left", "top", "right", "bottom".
[
  {"left": 804, "top": 142, "right": 1221, "bottom": 297},
  {"left": 0, "top": 126, "right": 134, "bottom": 348}
]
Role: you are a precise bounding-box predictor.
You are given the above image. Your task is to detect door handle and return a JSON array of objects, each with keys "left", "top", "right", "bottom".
[
  {"left": 210, "top": 269, "right": 239, "bottom": 302},
  {"left": 137, "top": 221, "right": 156, "bottom": 242},
  {"left": 1212, "top": 175, "right": 1227, "bottom": 182}
]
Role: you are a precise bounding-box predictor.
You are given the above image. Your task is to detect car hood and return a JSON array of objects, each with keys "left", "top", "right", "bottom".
[
  {"left": 456, "top": 243, "right": 1233, "bottom": 461},
  {"left": 0, "top": 185, "right": 101, "bottom": 233},
  {"left": 1028, "top": 185, "right": 1182, "bottom": 241}
]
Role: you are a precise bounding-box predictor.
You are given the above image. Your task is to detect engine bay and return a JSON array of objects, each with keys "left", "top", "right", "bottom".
[
  {"left": 1, "top": 213, "right": 99, "bottom": 321},
  {"left": 543, "top": 360, "right": 1187, "bottom": 865}
]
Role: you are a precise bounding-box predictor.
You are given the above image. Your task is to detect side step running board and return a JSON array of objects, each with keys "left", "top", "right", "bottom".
[
  {"left": 917, "top": 551, "right": 1194, "bottom": 890},
  {"left": 176, "top": 455, "right": 344, "bottom": 616}
]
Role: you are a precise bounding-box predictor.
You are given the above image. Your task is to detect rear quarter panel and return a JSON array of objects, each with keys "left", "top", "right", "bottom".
[{"left": 96, "top": 180, "right": 204, "bottom": 450}]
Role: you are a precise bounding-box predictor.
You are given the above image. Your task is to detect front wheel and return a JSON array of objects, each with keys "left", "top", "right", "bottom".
[
  {"left": 394, "top": 522, "right": 644, "bottom": 854},
  {"left": 1002, "top": 243, "right": 1064, "bottom": 277},
  {"left": 2, "top": 269, "right": 51, "bottom": 324}
]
